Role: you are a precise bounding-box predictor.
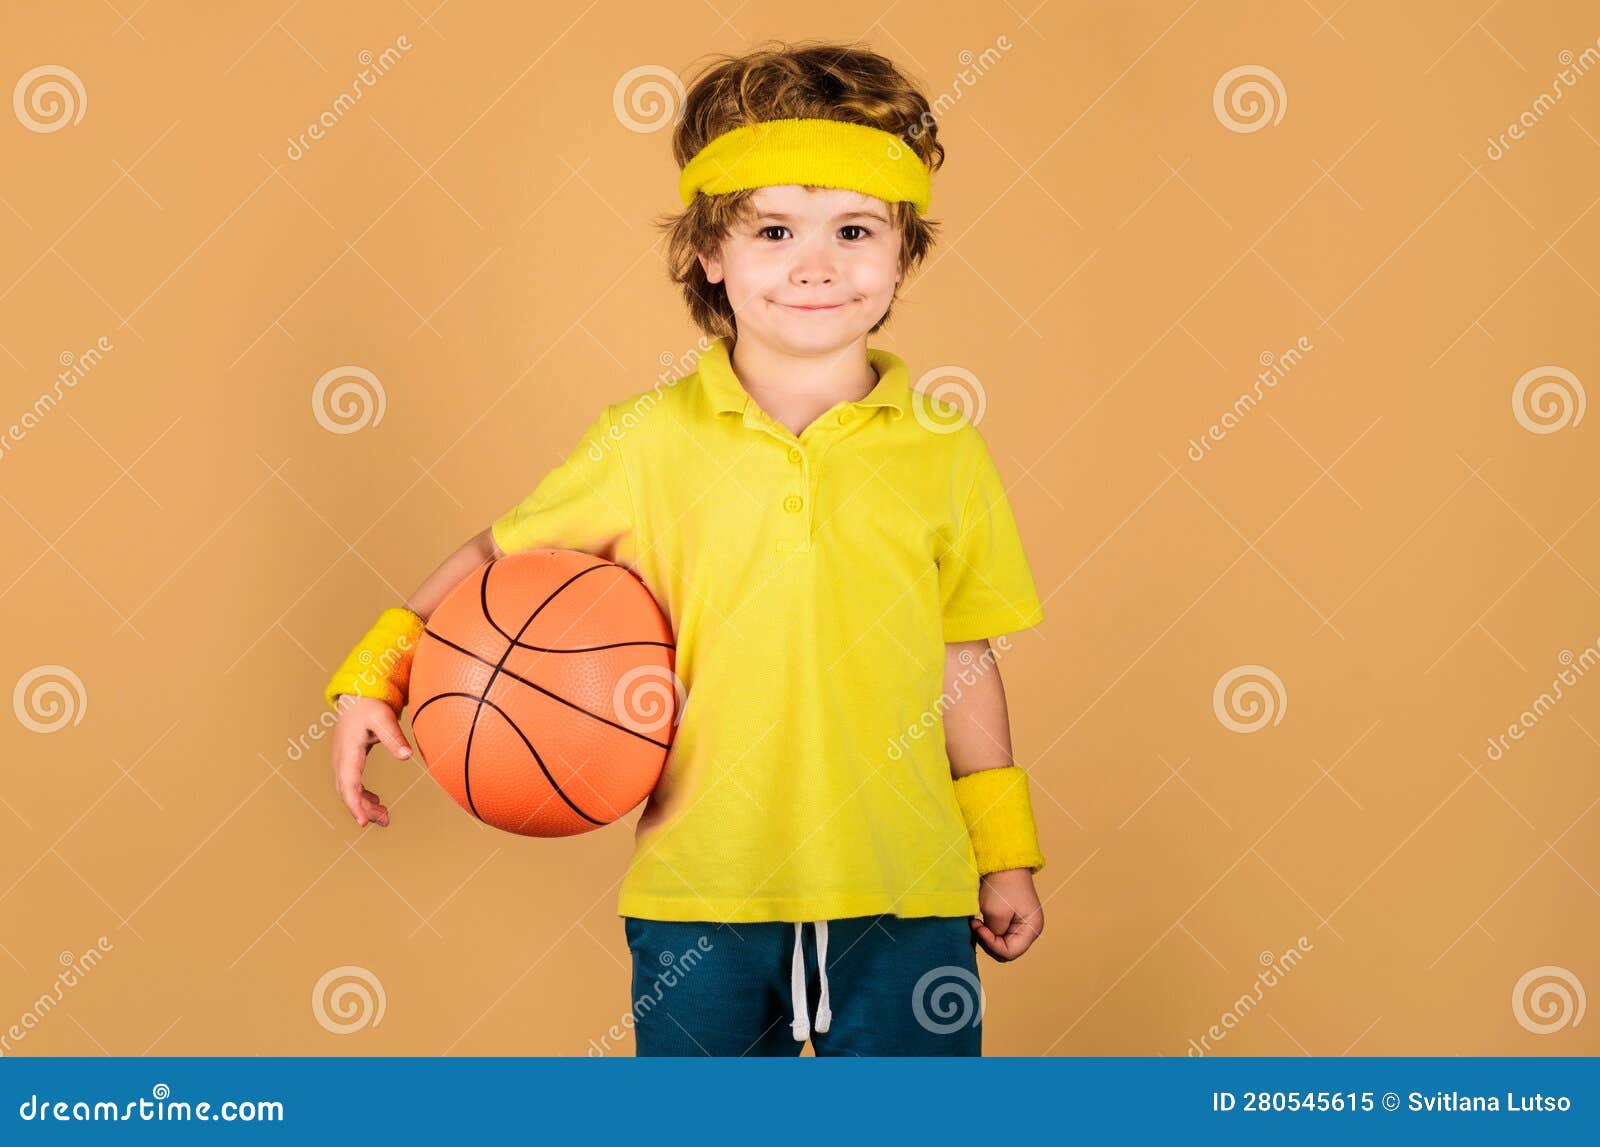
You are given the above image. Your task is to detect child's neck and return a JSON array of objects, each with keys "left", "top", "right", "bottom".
[{"left": 728, "top": 332, "right": 880, "bottom": 438}]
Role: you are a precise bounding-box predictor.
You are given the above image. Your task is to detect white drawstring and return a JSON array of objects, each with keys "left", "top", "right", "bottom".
[
  {"left": 815, "top": 920, "right": 832, "bottom": 1032},
  {"left": 789, "top": 924, "right": 807, "bottom": 1040},
  {"left": 789, "top": 920, "right": 832, "bottom": 1041}
]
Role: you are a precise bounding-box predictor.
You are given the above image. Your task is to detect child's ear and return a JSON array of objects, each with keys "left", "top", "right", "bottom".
[{"left": 697, "top": 249, "right": 724, "bottom": 285}]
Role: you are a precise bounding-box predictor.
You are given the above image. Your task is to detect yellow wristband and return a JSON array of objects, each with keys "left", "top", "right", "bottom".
[
  {"left": 952, "top": 766, "right": 1046, "bottom": 875},
  {"left": 323, "top": 607, "right": 426, "bottom": 715}
]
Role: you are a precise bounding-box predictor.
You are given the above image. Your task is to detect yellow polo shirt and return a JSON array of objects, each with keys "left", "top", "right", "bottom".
[{"left": 490, "top": 336, "right": 1045, "bottom": 922}]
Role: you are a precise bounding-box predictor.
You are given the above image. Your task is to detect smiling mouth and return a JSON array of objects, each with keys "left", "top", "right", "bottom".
[{"left": 780, "top": 301, "right": 846, "bottom": 311}]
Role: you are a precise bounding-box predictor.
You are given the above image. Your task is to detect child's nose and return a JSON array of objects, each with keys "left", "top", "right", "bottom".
[
  {"left": 792, "top": 261, "right": 835, "bottom": 285},
  {"left": 790, "top": 243, "right": 837, "bottom": 284}
]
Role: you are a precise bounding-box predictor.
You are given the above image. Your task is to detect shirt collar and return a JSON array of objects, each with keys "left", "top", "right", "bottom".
[{"left": 695, "top": 336, "right": 910, "bottom": 421}]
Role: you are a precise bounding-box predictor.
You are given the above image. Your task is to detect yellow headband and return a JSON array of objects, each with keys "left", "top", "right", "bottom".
[{"left": 678, "top": 117, "right": 931, "bottom": 215}]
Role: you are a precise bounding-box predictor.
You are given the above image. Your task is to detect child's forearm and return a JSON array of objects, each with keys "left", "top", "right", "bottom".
[
  {"left": 326, "top": 528, "right": 501, "bottom": 710},
  {"left": 942, "top": 639, "right": 1015, "bottom": 779},
  {"left": 944, "top": 638, "right": 1046, "bottom": 876},
  {"left": 402, "top": 527, "right": 502, "bottom": 622}
]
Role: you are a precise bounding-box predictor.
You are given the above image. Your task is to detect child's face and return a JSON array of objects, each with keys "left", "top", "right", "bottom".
[{"left": 697, "top": 184, "right": 902, "bottom": 354}]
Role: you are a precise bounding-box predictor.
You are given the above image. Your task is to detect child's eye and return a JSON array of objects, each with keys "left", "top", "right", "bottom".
[
  {"left": 758, "top": 225, "right": 790, "bottom": 241},
  {"left": 840, "top": 225, "right": 870, "bottom": 240}
]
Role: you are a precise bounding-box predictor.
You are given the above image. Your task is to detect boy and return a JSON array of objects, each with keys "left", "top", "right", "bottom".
[{"left": 324, "top": 42, "right": 1048, "bottom": 1056}]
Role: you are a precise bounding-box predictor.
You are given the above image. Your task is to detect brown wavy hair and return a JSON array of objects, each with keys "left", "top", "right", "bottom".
[{"left": 658, "top": 41, "right": 945, "bottom": 340}]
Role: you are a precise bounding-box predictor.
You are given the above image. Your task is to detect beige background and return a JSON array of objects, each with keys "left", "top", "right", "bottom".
[{"left": 1, "top": 1, "right": 1596, "bottom": 1056}]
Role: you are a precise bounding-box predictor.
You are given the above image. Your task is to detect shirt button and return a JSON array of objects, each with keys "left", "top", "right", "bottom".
[
  {"left": 839, "top": 409, "right": 854, "bottom": 424},
  {"left": 783, "top": 494, "right": 803, "bottom": 513},
  {"left": 787, "top": 447, "right": 802, "bottom": 463}
]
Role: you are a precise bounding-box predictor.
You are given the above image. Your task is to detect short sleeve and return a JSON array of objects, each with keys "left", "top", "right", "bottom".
[
  {"left": 490, "top": 403, "right": 635, "bottom": 563},
  {"left": 937, "top": 430, "right": 1046, "bottom": 642}
]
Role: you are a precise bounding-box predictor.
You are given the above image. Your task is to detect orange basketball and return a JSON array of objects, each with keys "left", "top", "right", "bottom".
[{"left": 407, "top": 549, "right": 677, "bottom": 837}]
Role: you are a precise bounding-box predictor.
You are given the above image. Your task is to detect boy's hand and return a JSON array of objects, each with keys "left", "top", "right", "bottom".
[
  {"left": 971, "top": 867, "right": 1044, "bottom": 962},
  {"left": 330, "top": 695, "right": 412, "bottom": 828}
]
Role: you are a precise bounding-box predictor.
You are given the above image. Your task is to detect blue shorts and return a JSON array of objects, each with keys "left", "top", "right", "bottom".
[{"left": 621, "top": 914, "right": 983, "bottom": 1056}]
